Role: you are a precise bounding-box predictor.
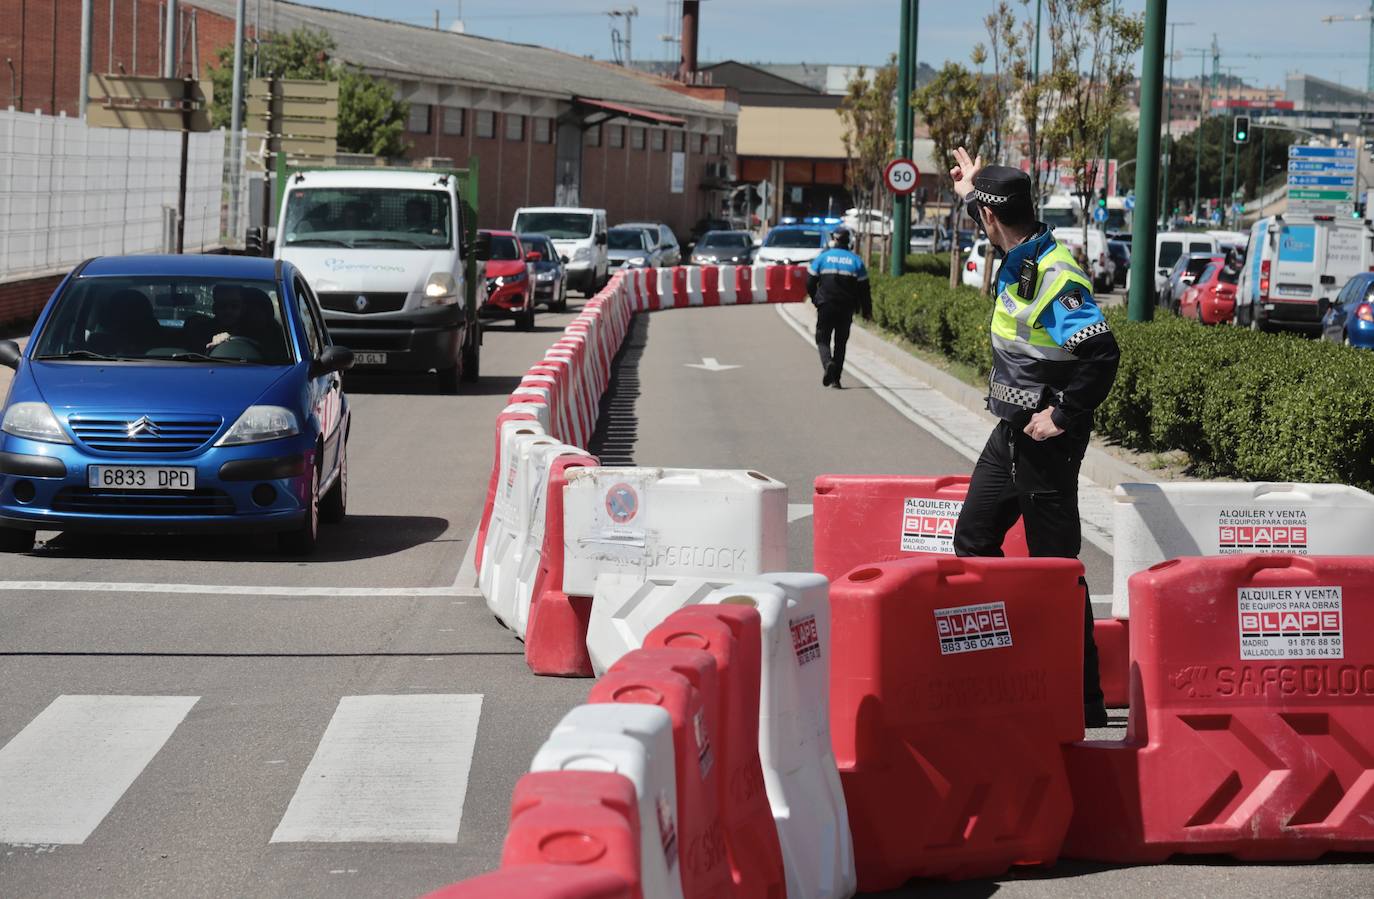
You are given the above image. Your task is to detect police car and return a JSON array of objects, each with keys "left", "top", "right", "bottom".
[{"left": 754, "top": 218, "right": 838, "bottom": 265}]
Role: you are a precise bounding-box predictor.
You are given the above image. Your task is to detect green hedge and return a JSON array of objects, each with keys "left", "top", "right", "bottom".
[{"left": 871, "top": 272, "right": 1374, "bottom": 489}]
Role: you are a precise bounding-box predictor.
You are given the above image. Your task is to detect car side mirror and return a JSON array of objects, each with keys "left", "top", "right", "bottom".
[
  {"left": 312, "top": 345, "right": 354, "bottom": 377},
  {"left": 526, "top": 251, "right": 541, "bottom": 262},
  {"left": 0, "top": 340, "right": 20, "bottom": 369},
  {"left": 1318, "top": 297, "right": 1331, "bottom": 316},
  {"left": 596, "top": 233, "right": 607, "bottom": 246},
  {"left": 560, "top": 255, "right": 570, "bottom": 264},
  {"left": 473, "top": 232, "right": 493, "bottom": 262}
]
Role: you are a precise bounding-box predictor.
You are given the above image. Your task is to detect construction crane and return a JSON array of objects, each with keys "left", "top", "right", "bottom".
[{"left": 1322, "top": 0, "right": 1374, "bottom": 93}]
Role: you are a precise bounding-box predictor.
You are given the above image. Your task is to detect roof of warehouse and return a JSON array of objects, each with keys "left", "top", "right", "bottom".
[{"left": 187, "top": 0, "right": 730, "bottom": 119}]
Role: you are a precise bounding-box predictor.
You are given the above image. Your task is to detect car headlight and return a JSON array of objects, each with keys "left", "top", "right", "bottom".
[
  {"left": 573, "top": 246, "right": 592, "bottom": 262},
  {"left": 216, "top": 405, "right": 299, "bottom": 446},
  {"left": 537, "top": 270, "right": 555, "bottom": 281},
  {"left": 696, "top": 255, "right": 717, "bottom": 264},
  {"left": 1, "top": 402, "right": 71, "bottom": 444},
  {"left": 627, "top": 256, "right": 647, "bottom": 267},
  {"left": 423, "top": 272, "right": 458, "bottom": 306}
]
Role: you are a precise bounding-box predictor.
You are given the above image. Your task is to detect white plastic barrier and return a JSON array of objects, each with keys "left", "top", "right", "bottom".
[
  {"left": 718, "top": 265, "right": 738, "bottom": 305},
  {"left": 510, "top": 443, "right": 588, "bottom": 637},
  {"left": 562, "top": 467, "right": 789, "bottom": 596},
  {"left": 531, "top": 703, "right": 685, "bottom": 899},
  {"left": 479, "top": 416, "right": 548, "bottom": 604},
  {"left": 586, "top": 574, "right": 738, "bottom": 675},
  {"left": 750, "top": 264, "right": 769, "bottom": 296},
  {"left": 483, "top": 431, "right": 561, "bottom": 628},
  {"left": 702, "top": 573, "right": 857, "bottom": 899},
  {"left": 1111, "top": 481, "right": 1374, "bottom": 617}
]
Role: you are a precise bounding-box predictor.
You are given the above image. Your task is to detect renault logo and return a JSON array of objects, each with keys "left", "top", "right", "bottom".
[
  {"left": 126, "top": 415, "right": 160, "bottom": 438},
  {"left": 354, "top": 294, "right": 369, "bottom": 312}
]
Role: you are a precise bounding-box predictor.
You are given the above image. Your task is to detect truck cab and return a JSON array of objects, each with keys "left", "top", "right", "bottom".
[
  {"left": 1235, "top": 215, "right": 1372, "bottom": 333},
  {"left": 274, "top": 167, "right": 482, "bottom": 393}
]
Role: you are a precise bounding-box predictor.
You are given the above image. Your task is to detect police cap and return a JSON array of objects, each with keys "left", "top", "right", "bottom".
[{"left": 970, "top": 165, "right": 1034, "bottom": 212}]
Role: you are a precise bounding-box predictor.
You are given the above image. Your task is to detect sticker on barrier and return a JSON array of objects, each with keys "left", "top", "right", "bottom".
[
  {"left": 901, "top": 497, "right": 961, "bottom": 553},
  {"left": 933, "top": 601, "right": 1014, "bottom": 655},
  {"left": 1237, "top": 585, "right": 1343, "bottom": 660}
]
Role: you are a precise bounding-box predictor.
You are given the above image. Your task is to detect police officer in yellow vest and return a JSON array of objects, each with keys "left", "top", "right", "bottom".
[{"left": 947, "top": 148, "right": 1121, "bottom": 727}]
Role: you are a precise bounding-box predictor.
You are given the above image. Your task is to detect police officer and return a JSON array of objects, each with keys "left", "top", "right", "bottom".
[
  {"left": 807, "top": 226, "right": 872, "bottom": 389},
  {"left": 947, "top": 147, "right": 1121, "bottom": 727}
]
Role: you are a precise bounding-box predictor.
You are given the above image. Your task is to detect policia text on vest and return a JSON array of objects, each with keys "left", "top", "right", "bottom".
[{"left": 944, "top": 149, "right": 1122, "bottom": 728}]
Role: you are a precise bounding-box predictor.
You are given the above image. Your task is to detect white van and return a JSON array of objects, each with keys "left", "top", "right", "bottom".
[
  {"left": 1234, "top": 214, "right": 1372, "bottom": 333},
  {"left": 275, "top": 168, "right": 480, "bottom": 393},
  {"left": 1052, "top": 227, "right": 1114, "bottom": 293},
  {"left": 1041, "top": 194, "right": 1082, "bottom": 230},
  {"left": 512, "top": 207, "right": 608, "bottom": 296},
  {"left": 1154, "top": 231, "right": 1219, "bottom": 297}
]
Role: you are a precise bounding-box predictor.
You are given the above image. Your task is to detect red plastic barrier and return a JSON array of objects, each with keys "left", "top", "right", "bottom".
[
  {"left": 831, "top": 556, "right": 1085, "bottom": 888},
  {"left": 1094, "top": 617, "right": 1130, "bottom": 708},
  {"left": 589, "top": 648, "right": 735, "bottom": 899},
  {"left": 812, "top": 475, "right": 1029, "bottom": 581},
  {"left": 782, "top": 264, "right": 808, "bottom": 302},
  {"left": 643, "top": 268, "right": 661, "bottom": 311},
  {"left": 701, "top": 266, "right": 721, "bottom": 307},
  {"left": 672, "top": 266, "right": 691, "bottom": 308},
  {"left": 502, "top": 771, "right": 643, "bottom": 899},
  {"left": 1064, "top": 555, "right": 1374, "bottom": 863},
  {"left": 644, "top": 606, "right": 785, "bottom": 899},
  {"left": 476, "top": 408, "right": 542, "bottom": 569},
  {"left": 764, "top": 265, "right": 788, "bottom": 303},
  {"left": 421, "top": 866, "right": 631, "bottom": 899},
  {"left": 525, "top": 452, "right": 600, "bottom": 676},
  {"left": 734, "top": 266, "right": 753, "bottom": 305}
]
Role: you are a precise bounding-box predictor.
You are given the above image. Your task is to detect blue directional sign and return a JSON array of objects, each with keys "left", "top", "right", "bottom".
[
  {"left": 1124, "top": 194, "right": 1136, "bottom": 211},
  {"left": 1093, "top": 205, "right": 1107, "bottom": 223},
  {"left": 1288, "top": 145, "right": 1357, "bottom": 159},
  {"left": 1287, "top": 145, "right": 1357, "bottom": 215},
  {"left": 1288, "top": 174, "right": 1357, "bottom": 186}
]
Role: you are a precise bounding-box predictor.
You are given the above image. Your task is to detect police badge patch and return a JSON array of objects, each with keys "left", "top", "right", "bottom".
[{"left": 1059, "top": 292, "right": 1084, "bottom": 311}]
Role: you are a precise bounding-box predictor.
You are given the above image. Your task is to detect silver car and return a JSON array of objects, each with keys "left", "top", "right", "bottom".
[
  {"left": 607, "top": 226, "right": 660, "bottom": 269},
  {"left": 909, "top": 224, "right": 939, "bottom": 254},
  {"left": 619, "top": 221, "right": 681, "bottom": 266}
]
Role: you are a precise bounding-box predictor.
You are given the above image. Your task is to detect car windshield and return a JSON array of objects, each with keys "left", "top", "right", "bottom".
[
  {"left": 514, "top": 212, "right": 593, "bottom": 239},
  {"left": 912, "top": 227, "right": 936, "bottom": 239},
  {"left": 487, "top": 235, "right": 520, "bottom": 260},
  {"left": 1042, "top": 207, "right": 1080, "bottom": 228},
  {"left": 282, "top": 187, "right": 452, "bottom": 249},
  {"left": 1186, "top": 256, "right": 1218, "bottom": 277},
  {"left": 32, "top": 276, "right": 293, "bottom": 365},
  {"left": 609, "top": 230, "right": 646, "bottom": 250},
  {"left": 1105, "top": 209, "right": 1128, "bottom": 230},
  {"left": 699, "top": 232, "right": 752, "bottom": 249},
  {"left": 520, "top": 236, "right": 553, "bottom": 260},
  {"left": 765, "top": 228, "right": 825, "bottom": 248},
  {"left": 1158, "top": 241, "right": 1184, "bottom": 268}
]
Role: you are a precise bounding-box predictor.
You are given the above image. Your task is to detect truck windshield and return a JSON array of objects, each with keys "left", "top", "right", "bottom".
[
  {"left": 514, "top": 212, "right": 594, "bottom": 239},
  {"left": 1041, "top": 208, "right": 1080, "bottom": 228},
  {"left": 282, "top": 188, "right": 452, "bottom": 249}
]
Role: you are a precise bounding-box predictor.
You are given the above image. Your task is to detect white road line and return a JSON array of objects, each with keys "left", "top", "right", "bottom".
[
  {"left": 0, "top": 694, "right": 199, "bottom": 845},
  {"left": 270, "top": 694, "right": 483, "bottom": 843},
  {"left": 0, "top": 527, "right": 486, "bottom": 598}
]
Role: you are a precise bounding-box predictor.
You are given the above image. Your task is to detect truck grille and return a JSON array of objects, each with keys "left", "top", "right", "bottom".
[
  {"left": 318, "top": 292, "right": 409, "bottom": 314},
  {"left": 52, "top": 487, "right": 235, "bottom": 516},
  {"left": 68, "top": 415, "right": 223, "bottom": 454}
]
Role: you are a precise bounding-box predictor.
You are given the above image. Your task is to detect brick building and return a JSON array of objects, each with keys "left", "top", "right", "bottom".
[{"left": 1, "top": 0, "right": 737, "bottom": 236}]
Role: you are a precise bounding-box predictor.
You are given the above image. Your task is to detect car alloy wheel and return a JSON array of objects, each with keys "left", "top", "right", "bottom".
[
  {"left": 279, "top": 465, "right": 320, "bottom": 555},
  {"left": 321, "top": 444, "right": 347, "bottom": 523}
]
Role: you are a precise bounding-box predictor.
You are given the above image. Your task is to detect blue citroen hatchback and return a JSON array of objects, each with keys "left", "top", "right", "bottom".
[{"left": 0, "top": 255, "right": 353, "bottom": 554}]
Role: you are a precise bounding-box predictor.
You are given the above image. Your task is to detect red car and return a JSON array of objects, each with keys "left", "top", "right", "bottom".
[
  {"left": 1178, "top": 259, "right": 1238, "bottom": 325},
  {"left": 479, "top": 230, "right": 537, "bottom": 331}
]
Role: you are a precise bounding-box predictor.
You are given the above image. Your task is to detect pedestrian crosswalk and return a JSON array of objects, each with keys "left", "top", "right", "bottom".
[{"left": 0, "top": 693, "right": 485, "bottom": 847}]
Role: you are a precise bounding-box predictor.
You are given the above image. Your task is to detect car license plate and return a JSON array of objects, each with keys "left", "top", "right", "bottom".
[
  {"left": 354, "top": 352, "right": 387, "bottom": 365},
  {"left": 88, "top": 465, "right": 196, "bottom": 491}
]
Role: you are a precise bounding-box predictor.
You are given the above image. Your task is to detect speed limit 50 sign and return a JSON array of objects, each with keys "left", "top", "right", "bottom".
[{"left": 884, "top": 158, "right": 919, "bottom": 195}]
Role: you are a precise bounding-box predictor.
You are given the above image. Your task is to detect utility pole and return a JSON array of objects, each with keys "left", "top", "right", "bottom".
[
  {"left": 1034, "top": 0, "right": 1042, "bottom": 81},
  {"left": 1160, "top": 21, "right": 1193, "bottom": 223},
  {"left": 229, "top": 0, "right": 246, "bottom": 243},
  {"left": 79, "top": 0, "right": 93, "bottom": 120},
  {"left": 1129, "top": 0, "right": 1166, "bottom": 323},
  {"left": 608, "top": 8, "right": 638, "bottom": 68},
  {"left": 1191, "top": 48, "right": 1207, "bottom": 221},
  {"left": 891, "top": 0, "right": 918, "bottom": 277},
  {"left": 163, "top": 0, "right": 178, "bottom": 77}
]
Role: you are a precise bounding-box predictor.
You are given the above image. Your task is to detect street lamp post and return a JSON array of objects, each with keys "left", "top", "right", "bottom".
[
  {"left": 1129, "top": 0, "right": 1167, "bottom": 322},
  {"left": 1161, "top": 21, "right": 1194, "bottom": 223}
]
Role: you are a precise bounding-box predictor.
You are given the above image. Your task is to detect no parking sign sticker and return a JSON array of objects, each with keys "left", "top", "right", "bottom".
[{"left": 605, "top": 482, "right": 639, "bottom": 523}]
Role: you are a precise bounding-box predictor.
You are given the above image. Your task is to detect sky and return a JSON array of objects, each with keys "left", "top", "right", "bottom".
[{"left": 287, "top": 0, "right": 1374, "bottom": 91}]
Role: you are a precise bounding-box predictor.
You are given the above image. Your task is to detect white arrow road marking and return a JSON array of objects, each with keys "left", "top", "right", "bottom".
[
  {"left": 0, "top": 695, "right": 199, "bottom": 844},
  {"left": 684, "top": 357, "right": 741, "bottom": 372}
]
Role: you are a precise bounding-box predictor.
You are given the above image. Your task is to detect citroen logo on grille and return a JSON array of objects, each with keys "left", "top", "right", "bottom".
[
  {"left": 354, "top": 294, "right": 369, "bottom": 312},
  {"left": 126, "top": 415, "right": 160, "bottom": 438}
]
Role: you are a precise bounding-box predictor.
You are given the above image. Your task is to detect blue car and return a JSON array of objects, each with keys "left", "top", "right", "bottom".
[
  {"left": 0, "top": 255, "right": 353, "bottom": 555},
  {"left": 1322, "top": 272, "right": 1374, "bottom": 348}
]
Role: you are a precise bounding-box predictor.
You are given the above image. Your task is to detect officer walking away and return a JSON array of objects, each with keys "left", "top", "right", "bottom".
[
  {"left": 807, "top": 226, "right": 872, "bottom": 389},
  {"left": 946, "top": 147, "right": 1121, "bottom": 728}
]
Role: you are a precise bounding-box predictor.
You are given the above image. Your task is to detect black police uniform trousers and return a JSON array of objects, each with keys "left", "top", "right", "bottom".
[
  {"left": 952, "top": 418, "right": 1104, "bottom": 707},
  {"left": 815, "top": 302, "right": 853, "bottom": 375}
]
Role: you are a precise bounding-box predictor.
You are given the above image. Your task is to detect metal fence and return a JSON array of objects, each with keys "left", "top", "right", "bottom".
[{"left": 0, "top": 108, "right": 248, "bottom": 283}]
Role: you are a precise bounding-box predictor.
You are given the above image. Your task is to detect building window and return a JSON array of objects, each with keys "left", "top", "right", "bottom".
[
  {"left": 708, "top": 133, "right": 721, "bottom": 155},
  {"left": 475, "top": 109, "right": 495, "bottom": 139},
  {"left": 407, "top": 104, "right": 431, "bottom": 134},
  {"left": 505, "top": 113, "right": 525, "bottom": 142},
  {"left": 671, "top": 131, "right": 684, "bottom": 152},
  {"left": 533, "top": 117, "right": 552, "bottom": 143},
  {"left": 608, "top": 125, "right": 624, "bottom": 148},
  {"left": 584, "top": 125, "right": 601, "bottom": 147},
  {"left": 441, "top": 107, "right": 464, "bottom": 136},
  {"left": 630, "top": 127, "right": 645, "bottom": 149},
  {"left": 651, "top": 129, "right": 665, "bottom": 151}
]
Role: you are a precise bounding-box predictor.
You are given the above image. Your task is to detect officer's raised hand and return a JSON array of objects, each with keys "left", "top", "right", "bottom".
[
  {"left": 1024, "top": 407, "right": 1065, "bottom": 441},
  {"left": 949, "top": 146, "right": 984, "bottom": 201}
]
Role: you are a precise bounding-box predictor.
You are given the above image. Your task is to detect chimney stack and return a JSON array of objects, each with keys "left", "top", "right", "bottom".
[{"left": 678, "top": 0, "right": 700, "bottom": 82}]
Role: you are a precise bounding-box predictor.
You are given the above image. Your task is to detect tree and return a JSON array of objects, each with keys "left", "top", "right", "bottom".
[
  {"left": 208, "top": 26, "right": 409, "bottom": 158},
  {"left": 1005, "top": 0, "right": 1068, "bottom": 209},
  {"left": 1041, "top": 0, "right": 1144, "bottom": 252},
  {"left": 912, "top": 62, "right": 991, "bottom": 288},
  {"left": 839, "top": 60, "right": 898, "bottom": 266},
  {"left": 1162, "top": 115, "right": 1295, "bottom": 222},
  {"left": 973, "top": 2, "right": 1020, "bottom": 294}
]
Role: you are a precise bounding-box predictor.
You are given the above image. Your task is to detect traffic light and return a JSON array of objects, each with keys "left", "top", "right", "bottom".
[
  {"left": 1097, "top": 187, "right": 1107, "bottom": 209},
  {"left": 1233, "top": 115, "right": 1250, "bottom": 144}
]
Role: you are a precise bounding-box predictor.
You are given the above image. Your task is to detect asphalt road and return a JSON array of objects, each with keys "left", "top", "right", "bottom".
[{"left": 1, "top": 295, "right": 1369, "bottom": 898}]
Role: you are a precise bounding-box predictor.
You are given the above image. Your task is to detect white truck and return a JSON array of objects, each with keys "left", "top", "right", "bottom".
[
  {"left": 274, "top": 166, "right": 483, "bottom": 393},
  {"left": 1234, "top": 214, "right": 1373, "bottom": 333},
  {"left": 511, "top": 206, "right": 609, "bottom": 296}
]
